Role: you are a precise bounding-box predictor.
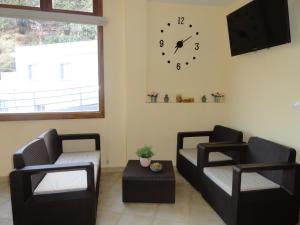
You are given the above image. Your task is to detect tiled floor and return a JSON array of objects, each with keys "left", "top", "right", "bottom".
[
  {"left": 0, "top": 170, "right": 298, "bottom": 225},
  {"left": 97, "top": 170, "right": 226, "bottom": 225}
]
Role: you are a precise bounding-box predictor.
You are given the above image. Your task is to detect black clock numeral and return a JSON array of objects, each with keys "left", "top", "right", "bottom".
[
  {"left": 176, "top": 63, "right": 181, "bottom": 70},
  {"left": 195, "top": 43, "right": 200, "bottom": 51},
  {"left": 178, "top": 17, "right": 184, "bottom": 25},
  {"left": 160, "top": 40, "right": 164, "bottom": 47}
]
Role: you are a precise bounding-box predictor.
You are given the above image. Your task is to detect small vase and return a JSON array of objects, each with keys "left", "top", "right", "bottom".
[
  {"left": 140, "top": 157, "right": 151, "bottom": 167},
  {"left": 150, "top": 96, "right": 157, "bottom": 103},
  {"left": 201, "top": 95, "right": 207, "bottom": 103},
  {"left": 164, "top": 94, "right": 169, "bottom": 103}
]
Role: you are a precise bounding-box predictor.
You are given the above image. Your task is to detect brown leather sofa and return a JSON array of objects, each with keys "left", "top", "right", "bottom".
[
  {"left": 199, "top": 137, "right": 298, "bottom": 225},
  {"left": 177, "top": 125, "right": 243, "bottom": 191},
  {"left": 10, "top": 129, "right": 101, "bottom": 225}
]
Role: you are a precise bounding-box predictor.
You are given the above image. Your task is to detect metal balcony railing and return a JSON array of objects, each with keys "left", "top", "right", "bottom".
[{"left": 0, "top": 85, "right": 99, "bottom": 113}]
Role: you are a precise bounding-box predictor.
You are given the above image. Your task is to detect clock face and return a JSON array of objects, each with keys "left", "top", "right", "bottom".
[{"left": 159, "top": 17, "right": 200, "bottom": 71}]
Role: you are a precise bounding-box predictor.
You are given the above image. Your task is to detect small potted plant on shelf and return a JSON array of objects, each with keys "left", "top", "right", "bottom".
[
  {"left": 148, "top": 92, "right": 158, "bottom": 103},
  {"left": 211, "top": 92, "right": 225, "bottom": 103},
  {"left": 136, "top": 145, "right": 154, "bottom": 167}
]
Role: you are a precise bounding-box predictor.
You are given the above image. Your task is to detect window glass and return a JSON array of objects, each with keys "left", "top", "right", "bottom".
[
  {"left": 0, "top": 0, "right": 40, "bottom": 7},
  {"left": 0, "top": 17, "right": 100, "bottom": 114},
  {"left": 52, "top": 0, "right": 93, "bottom": 13}
]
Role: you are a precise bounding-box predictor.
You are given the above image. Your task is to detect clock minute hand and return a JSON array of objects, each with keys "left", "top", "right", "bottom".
[{"left": 182, "top": 36, "right": 192, "bottom": 43}]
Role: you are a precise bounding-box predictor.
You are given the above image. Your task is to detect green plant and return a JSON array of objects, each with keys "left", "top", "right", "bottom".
[{"left": 136, "top": 145, "right": 154, "bottom": 158}]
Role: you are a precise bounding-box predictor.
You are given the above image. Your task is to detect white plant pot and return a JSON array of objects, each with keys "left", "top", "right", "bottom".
[{"left": 140, "top": 157, "right": 151, "bottom": 167}]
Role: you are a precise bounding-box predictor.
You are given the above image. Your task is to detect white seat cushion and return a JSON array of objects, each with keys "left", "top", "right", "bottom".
[
  {"left": 179, "top": 148, "right": 232, "bottom": 166},
  {"left": 203, "top": 166, "right": 280, "bottom": 196},
  {"left": 56, "top": 152, "right": 100, "bottom": 168},
  {"left": 34, "top": 151, "right": 100, "bottom": 195}
]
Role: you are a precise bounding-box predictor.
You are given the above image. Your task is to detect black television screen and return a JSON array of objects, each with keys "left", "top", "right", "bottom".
[{"left": 227, "top": 0, "right": 291, "bottom": 56}]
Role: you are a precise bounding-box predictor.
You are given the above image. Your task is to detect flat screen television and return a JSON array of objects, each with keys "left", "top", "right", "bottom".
[{"left": 227, "top": 0, "right": 291, "bottom": 56}]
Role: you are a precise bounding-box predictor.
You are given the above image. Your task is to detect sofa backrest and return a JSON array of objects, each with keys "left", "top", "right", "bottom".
[
  {"left": 245, "top": 137, "right": 296, "bottom": 185},
  {"left": 210, "top": 125, "right": 243, "bottom": 143},
  {"left": 39, "top": 129, "right": 62, "bottom": 163},
  {"left": 13, "top": 139, "right": 50, "bottom": 190}
]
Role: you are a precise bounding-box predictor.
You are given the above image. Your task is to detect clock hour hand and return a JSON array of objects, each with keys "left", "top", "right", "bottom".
[
  {"left": 182, "top": 35, "right": 192, "bottom": 43},
  {"left": 174, "top": 47, "right": 179, "bottom": 55}
]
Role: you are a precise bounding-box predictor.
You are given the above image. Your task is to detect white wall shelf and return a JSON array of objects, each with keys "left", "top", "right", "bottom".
[{"left": 146, "top": 101, "right": 224, "bottom": 104}]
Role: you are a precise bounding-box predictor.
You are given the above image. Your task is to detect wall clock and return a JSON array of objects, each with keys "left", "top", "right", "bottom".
[{"left": 159, "top": 17, "right": 200, "bottom": 71}]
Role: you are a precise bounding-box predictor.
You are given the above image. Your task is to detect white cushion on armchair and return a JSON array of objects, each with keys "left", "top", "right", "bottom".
[
  {"left": 34, "top": 151, "right": 100, "bottom": 195},
  {"left": 203, "top": 166, "right": 280, "bottom": 196},
  {"left": 179, "top": 148, "right": 232, "bottom": 166}
]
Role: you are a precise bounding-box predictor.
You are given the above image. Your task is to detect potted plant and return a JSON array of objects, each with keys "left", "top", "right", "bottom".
[
  {"left": 148, "top": 92, "right": 158, "bottom": 103},
  {"left": 136, "top": 145, "right": 154, "bottom": 167}
]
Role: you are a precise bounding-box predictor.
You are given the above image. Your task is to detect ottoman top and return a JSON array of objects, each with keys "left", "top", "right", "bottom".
[{"left": 123, "top": 160, "right": 175, "bottom": 181}]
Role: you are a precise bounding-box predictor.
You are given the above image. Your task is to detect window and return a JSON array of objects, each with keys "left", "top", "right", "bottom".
[
  {"left": 60, "top": 63, "right": 72, "bottom": 81},
  {"left": 28, "top": 64, "right": 39, "bottom": 80},
  {"left": 0, "top": 99, "right": 8, "bottom": 112},
  {"left": 0, "top": 0, "right": 101, "bottom": 15},
  {"left": 53, "top": 0, "right": 93, "bottom": 13},
  {"left": 0, "top": 0, "right": 104, "bottom": 120},
  {"left": 0, "top": 0, "right": 40, "bottom": 7}
]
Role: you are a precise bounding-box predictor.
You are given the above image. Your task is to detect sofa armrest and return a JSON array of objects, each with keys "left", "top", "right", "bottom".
[
  {"left": 59, "top": 133, "right": 100, "bottom": 151},
  {"left": 232, "top": 162, "right": 297, "bottom": 196},
  {"left": 177, "top": 131, "right": 213, "bottom": 151},
  {"left": 233, "top": 162, "right": 296, "bottom": 173},
  {"left": 197, "top": 143, "right": 248, "bottom": 167},
  {"left": 10, "top": 163, "right": 95, "bottom": 193},
  {"left": 198, "top": 142, "right": 248, "bottom": 152}
]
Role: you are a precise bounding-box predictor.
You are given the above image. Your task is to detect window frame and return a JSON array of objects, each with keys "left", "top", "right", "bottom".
[
  {"left": 0, "top": 0, "right": 105, "bottom": 121},
  {"left": 0, "top": 0, "right": 102, "bottom": 16}
]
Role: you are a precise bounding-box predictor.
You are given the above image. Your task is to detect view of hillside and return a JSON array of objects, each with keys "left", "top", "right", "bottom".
[
  {"left": 0, "top": 0, "right": 39, "bottom": 7},
  {"left": 0, "top": 0, "right": 95, "bottom": 72},
  {"left": 0, "top": 0, "right": 92, "bottom": 10}
]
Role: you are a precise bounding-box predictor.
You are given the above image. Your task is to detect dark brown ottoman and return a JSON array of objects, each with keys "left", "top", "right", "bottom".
[{"left": 122, "top": 160, "right": 175, "bottom": 203}]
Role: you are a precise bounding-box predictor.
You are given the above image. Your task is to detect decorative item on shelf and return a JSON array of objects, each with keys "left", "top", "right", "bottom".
[
  {"left": 182, "top": 97, "right": 194, "bottom": 103},
  {"left": 136, "top": 145, "right": 154, "bottom": 167},
  {"left": 148, "top": 92, "right": 158, "bottom": 103},
  {"left": 211, "top": 92, "right": 225, "bottom": 103},
  {"left": 150, "top": 162, "right": 163, "bottom": 173},
  {"left": 164, "top": 94, "right": 170, "bottom": 103},
  {"left": 202, "top": 95, "right": 207, "bottom": 103},
  {"left": 176, "top": 94, "right": 183, "bottom": 103}
]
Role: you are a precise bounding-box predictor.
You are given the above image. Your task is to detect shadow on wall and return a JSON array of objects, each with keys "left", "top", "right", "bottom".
[{"left": 289, "top": 0, "right": 300, "bottom": 44}]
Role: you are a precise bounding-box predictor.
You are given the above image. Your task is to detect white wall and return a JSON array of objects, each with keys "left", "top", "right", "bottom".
[
  {"left": 125, "top": 0, "right": 227, "bottom": 163},
  {"left": 147, "top": 1, "right": 228, "bottom": 103},
  {"left": 223, "top": 0, "right": 300, "bottom": 161}
]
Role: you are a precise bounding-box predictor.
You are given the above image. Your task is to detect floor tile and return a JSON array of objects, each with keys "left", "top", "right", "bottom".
[
  {"left": 151, "top": 218, "right": 187, "bottom": 225},
  {"left": 124, "top": 203, "right": 158, "bottom": 218},
  {"left": 155, "top": 203, "right": 189, "bottom": 223},
  {"left": 117, "top": 214, "right": 153, "bottom": 225},
  {"left": 96, "top": 209, "right": 122, "bottom": 225}
]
